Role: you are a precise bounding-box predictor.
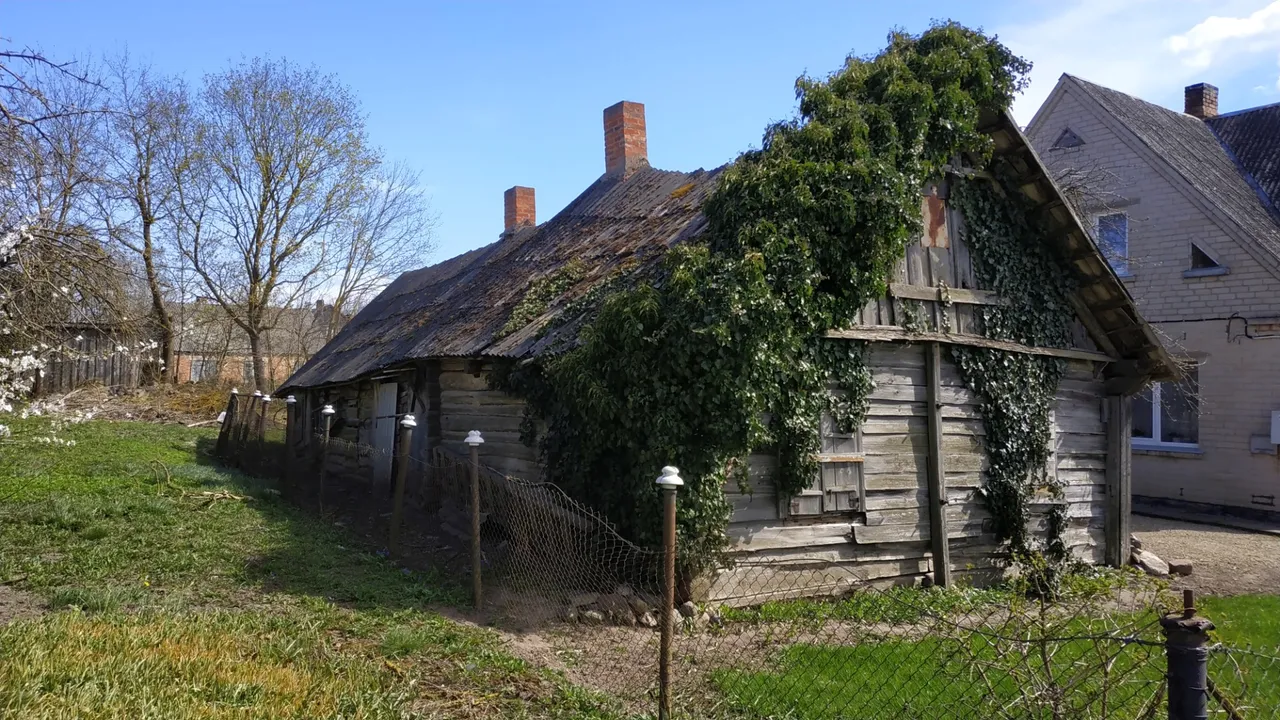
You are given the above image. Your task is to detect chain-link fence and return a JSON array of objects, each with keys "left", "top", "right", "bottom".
[{"left": 212, "top": 395, "right": 1280, "bottom": 719}]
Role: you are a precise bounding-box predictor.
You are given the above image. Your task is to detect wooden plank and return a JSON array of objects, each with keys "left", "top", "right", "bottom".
[
  {"left": 726, "top": 521, "right": 852, "bottom": 551},
  {"left": 905, "top": 244, "right": 927, "bottom": 286},
  {"left": 827, "top": 326, "right": 1117, "bottom": 363},
  {"left": 815, "top": 453, "right": 864, "bottom": 463},
  {"left": 1104, "top": 395, "right": 1132, "bottom": 568},
  {"left": 924, "top": 343, "right": 951, "bottom": 586},
  {"left": 853, "top": 518, "right": 988, "bottom": 544},
  {"left": 889, "top": 283, "right": 1004, "bottom": 306}
]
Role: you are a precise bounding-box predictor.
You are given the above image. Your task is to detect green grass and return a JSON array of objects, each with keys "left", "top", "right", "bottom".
[{"left": 0, "top": 416, "right": 623, "bottom": 719}]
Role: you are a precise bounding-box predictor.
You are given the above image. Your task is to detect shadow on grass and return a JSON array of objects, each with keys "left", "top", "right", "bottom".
[{"left": 190, "top": 435, "right": 469, "bottom": 613}]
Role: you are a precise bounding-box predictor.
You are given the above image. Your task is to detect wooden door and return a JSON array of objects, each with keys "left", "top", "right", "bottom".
[{"left": 373, "top": 382, "right": 397, "bottom": 483}]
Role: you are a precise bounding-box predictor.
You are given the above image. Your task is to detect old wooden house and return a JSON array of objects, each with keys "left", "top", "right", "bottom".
[{"left": 278, "top": 101, "right": 1175, "bottom": 599}]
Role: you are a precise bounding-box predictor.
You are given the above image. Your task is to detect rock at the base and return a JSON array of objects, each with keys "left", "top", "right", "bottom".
[
  {"left": 627, "top": 595, "right": 652, "bottom": 616},
  {"left": 1168, "top": 559, "right": 1194, "bottom": 576},
  {"left": 597, "top": 593, "right": 631, "bottom": 620},
  {"left": 615, "top": 584, "right": 634, "bottom": 598},
  {"left": 637, "top": 611, "right": 658, "bottom": 628},
  {"left": 580, "top": 609, "right": 605, "bottom": 625},
  {"left": 678, "top": 600, "right": 698, "bottom": 618},
  {"left": 1131, "top": 548, "right": 1169, "bottom": 577},
  {"left": 1131, "top": 534, "right": 1143, "bottom": 550},
  {"left": 562, "top": 607, "right": 579, "bottom": 623}
]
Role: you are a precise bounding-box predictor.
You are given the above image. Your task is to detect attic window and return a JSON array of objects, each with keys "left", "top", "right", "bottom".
[
  {"left": 1052, "top": 128, "right": 1085, "bottom": 150},
  {"left": 1183, "top": 243, "right": 1229, "bottom": 278}
]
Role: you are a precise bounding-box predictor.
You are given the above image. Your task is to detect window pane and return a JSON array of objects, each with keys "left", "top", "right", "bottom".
[
  {"left": 1097, "top": 214, "right": 1129, "bottom": 274},
  {"left": 1132, "top": 386, "right": 1154, "bottom": 439},
  {"left": 1160, "top": 370, "right": 1199, "bottom": 445}
]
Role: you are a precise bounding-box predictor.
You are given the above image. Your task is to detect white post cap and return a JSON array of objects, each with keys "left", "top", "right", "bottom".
[
  {"left": 261, "top": 395, "right": 271, "bottom": 403},
  {"left": 252, "top": 390, "right": 263, "bottom": 397},
  {"left": 321, "top": 404, "right": 336, "bottom": 416},
  {"left": 656, "top": 466, "right": 684, "bottom": 488},
  {"left": 285, "top": 395, "right": 296, "bottom": 404},
  {"left": 231, "top": 387, "right": 239, "bottom": 394},
  {"left": 400, "top": 414, "right": 417, "bottom": 428},
  {"left": 464, "top": 430, "right": 485, "bottom": 446}
]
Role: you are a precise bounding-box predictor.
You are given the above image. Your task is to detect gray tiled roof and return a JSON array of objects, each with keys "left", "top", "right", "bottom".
[
  {"left": 1067, "top": 76, "right": 1280, "bottom": 267},
  {"left": 280, "top": 165, "right": 719, "bottom": 391},
  {"left": 1207, "top": 102, "right": 1280, "bottom": 218}
]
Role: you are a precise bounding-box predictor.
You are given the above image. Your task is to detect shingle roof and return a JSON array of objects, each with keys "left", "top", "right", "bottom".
[
  {"left": 279, "top": 165, "right": 719, "bottom": 391},
  {"left": 1066, "top": 76, "right": 1280, "bottom": 268},
  {"left": 1207, "top": 102, "right": 1280, "bottom": 217},
  {"left": 280, "top": 109, "right": 1176, "bottom": 394}
]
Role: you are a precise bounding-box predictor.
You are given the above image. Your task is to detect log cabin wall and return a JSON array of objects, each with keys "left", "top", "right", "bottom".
[
  {"left": 437, "top": 358, "right": 539, "bottom": 479},
  {"left": 709, "top": 344, "right": 1109, "bottom": 605},
  {"left": 704, "top": 183, "right": 1117, "bottom": 605}
]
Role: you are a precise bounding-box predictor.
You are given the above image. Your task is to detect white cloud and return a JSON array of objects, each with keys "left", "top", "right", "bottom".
[
  {"left": 999, "top": 0, "right": 1280, "bottom": 123},
  {"left": 1167, "top": 2, "right": 1280, "bottom": 68}
]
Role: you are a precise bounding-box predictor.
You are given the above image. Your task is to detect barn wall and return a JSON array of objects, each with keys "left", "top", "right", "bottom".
[
  {"left": 438, "top": 359, "right": 539, "bottom": 479},
  {"left": 707, "top": 344, "right": 1109, "bottom": 605}
]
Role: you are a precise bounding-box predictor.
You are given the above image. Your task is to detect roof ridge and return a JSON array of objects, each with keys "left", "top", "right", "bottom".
[{"left": 1209, "top": 99, "right": 1280, "bottom": 121}]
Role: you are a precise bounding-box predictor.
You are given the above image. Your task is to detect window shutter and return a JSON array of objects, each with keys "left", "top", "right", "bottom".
[{"left": 789, "top": 413, "right": 865, "bottom": 516}]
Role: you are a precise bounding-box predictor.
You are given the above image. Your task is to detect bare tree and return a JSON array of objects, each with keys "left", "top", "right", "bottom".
[
  {"left": 324, "top": 160, "right": 435, "bottom": 339},
  {"left": 95, "top": 55, "right": 182, "bottom": 382},
  {"left": 169, "top": 58, "right": 376, "bottom": 391}
]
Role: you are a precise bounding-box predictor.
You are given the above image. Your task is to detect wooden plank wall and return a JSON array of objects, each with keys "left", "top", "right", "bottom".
[
  {"left": 38, "top": 332, "right": 142, "bottom": 394},
  {"left": 438, "top": 359, "right": 539, "bottom": 479},
  {"left": 856, "top": 193, "right": 1102, "bottom": 355},
  {"left": 709, "top": 344, "right": 1109, "bottom": 604}
]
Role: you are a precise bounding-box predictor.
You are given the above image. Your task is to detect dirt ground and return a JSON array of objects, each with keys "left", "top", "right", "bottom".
[
  {"left": 1131, "top": 514, "right": 1280, "bottom": 596},
  {"left": 0, "top": 585, "right": 43, "bottom": 624}
]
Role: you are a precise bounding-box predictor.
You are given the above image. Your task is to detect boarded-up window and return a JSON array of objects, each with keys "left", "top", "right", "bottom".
[{"left": 790, "top": 413, "right": 865, "bottom": 516}]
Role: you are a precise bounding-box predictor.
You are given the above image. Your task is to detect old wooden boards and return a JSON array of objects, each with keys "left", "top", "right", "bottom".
[
  {"left": 924, "top": 342, "right": 952, "bottom": 586},
  {"left": 1104, "top": 395, "right": 1132, "bottom": 568}
]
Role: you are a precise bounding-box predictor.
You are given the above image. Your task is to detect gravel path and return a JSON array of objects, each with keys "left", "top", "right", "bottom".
[{"left": 1131, "top": 514, "right": 1280, "bottom": 596}]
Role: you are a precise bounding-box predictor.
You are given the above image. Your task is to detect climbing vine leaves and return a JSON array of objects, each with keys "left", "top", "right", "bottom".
[
  {"left": 500, "top": 24, "right": 1067, "bottom": 566},
  {"left": 949, "top": 175, "right": 1076, "bottom": 555}
]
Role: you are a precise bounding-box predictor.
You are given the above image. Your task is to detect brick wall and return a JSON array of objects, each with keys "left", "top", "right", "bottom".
[{"left": 1028, "top": 83, "right": 1280, "bottom": 511}]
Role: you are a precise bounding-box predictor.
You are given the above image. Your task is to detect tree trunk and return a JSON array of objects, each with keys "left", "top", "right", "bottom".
[
  {"left": 139, "top": 197, "right": 174, "bottom": 384},
  {"left": 247, "top": 329, "right": 267, "bottom": 393}
]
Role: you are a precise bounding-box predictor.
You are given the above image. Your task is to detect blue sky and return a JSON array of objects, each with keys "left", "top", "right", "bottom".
[{"left": 7, "top": 0, "right": 1280, "bottom": 266}]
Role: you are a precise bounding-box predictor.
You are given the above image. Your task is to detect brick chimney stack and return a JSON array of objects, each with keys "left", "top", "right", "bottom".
[
  {"left": 503, "top": 186, "right": 535, "bottom": 232},
  {"left": 604, "top": 101, "right": 648, "bottom": 177},
  {"left": 1185, "top": 83, "right": 1219, "bottom": 119}
]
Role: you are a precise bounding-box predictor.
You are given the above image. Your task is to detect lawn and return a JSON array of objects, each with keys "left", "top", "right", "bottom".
[{"left": 0, "top": 417, "right": 621, "bottom": 719}]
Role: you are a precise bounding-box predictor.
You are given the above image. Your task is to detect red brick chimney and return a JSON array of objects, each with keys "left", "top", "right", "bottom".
[
  {"left": 1185, "top": 83, "right": 1218, "bottom": 119},
  {"left": 604, "top": 101, "right": 648, "bottom": 177},
  {"left": 504, "top": 186, "right": 535, "bottom": 232}
]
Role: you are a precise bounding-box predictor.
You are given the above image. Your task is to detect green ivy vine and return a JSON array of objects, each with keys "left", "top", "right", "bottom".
[
  {"left": 494, "top": 260, "right": 587, "bottom": 340},
  {"left": 948, "top": 173, "right": 1076, "bottom": 554},
  {"left": 497, "top": 24, "right": 1034, "bottom": 567}
]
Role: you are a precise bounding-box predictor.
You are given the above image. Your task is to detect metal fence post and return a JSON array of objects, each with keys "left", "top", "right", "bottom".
[
  {"left": 389, "top": 414, "right": 416, "bottom": 553},
  {"left": 656, "top": 465, "right": 684, "bottom": 720},
  {"left": 319, "top": 404, "right": 335, "bottom": 514},
  {"left": 464, "top": 430, "right": 485, "bottom": 609},
  {"left": 1163, "top": 589, "right": 1214, "bottom": 720}
]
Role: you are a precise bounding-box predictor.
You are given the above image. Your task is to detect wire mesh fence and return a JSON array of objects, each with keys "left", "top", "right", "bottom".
[{"left": 211, "top": 395, "right": 1280, "bottom": 719}]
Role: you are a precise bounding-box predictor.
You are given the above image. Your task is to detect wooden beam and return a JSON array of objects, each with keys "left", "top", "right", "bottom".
[
  {"left": 1104, "top": 395, "right": 1133, "bottom": 568},
  {"left": 888, "top": 283, "right": 1005, "bottom": 306},
  {"left": 925, "top": 343, "right": 952, "bottom": 587},
  {"left": 1066, "top": 293, "right": 1121, "bottom": 357},
  {"left": 826, "top": 326, "right": 1118, "bottom": 363}
]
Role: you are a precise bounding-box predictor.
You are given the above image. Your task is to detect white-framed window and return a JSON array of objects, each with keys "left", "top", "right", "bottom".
[
  {"left": 1095, "top": 213, "right": 1129, "bottom": 275},
  {"left": 1132, "top": 367, "right": 1199, "bottom": 450}
]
